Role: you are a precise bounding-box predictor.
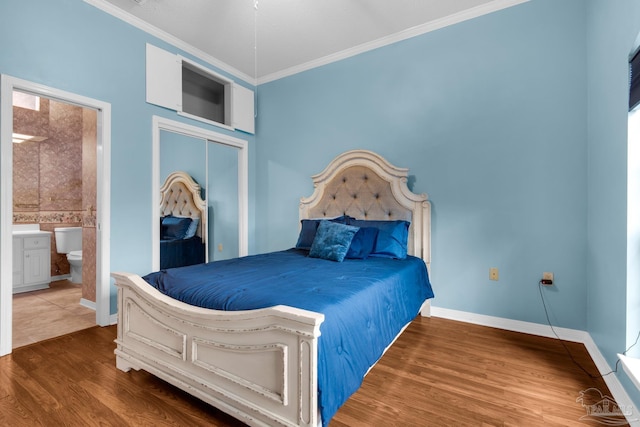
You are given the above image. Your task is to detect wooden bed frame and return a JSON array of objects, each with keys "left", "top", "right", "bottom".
[{"left": 111, "top": 150, "right": 431, "bottom": 427}]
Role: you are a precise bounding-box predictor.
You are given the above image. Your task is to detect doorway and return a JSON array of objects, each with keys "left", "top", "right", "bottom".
[
  {"left": 12, "top": 92, "right": 97, "bottom": 348},
  {"left": 0, "top": 75, "right": 111, "bottom": 356}
]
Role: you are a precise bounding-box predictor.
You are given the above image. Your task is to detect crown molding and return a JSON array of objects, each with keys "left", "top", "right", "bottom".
[
  {"left": 84, "top": 0, "right": 527, "bottom": 86},
  {"left": 258, "top": 0, "right": 529, "bottom": 84},
  {"left": 83, "top": 0, "right": 256, "bottom": 85}
]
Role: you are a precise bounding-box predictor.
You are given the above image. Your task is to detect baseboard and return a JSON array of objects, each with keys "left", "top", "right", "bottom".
[
  {"left": 80, "top": 298, "right": 96, "bottom": 311},
  {"left": 431, "top": 306, "right": 639, "bottom": 426},
  {"left": 430, "top": 306, "right": 589, "bottom": 341},
  {"left": 78, "top": 299, "right": 116, "bottom": 326}
]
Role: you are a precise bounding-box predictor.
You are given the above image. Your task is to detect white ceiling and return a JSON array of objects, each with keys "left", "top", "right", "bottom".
[{"left": 90, "top": 0, "right": 527, "bottom": 84}]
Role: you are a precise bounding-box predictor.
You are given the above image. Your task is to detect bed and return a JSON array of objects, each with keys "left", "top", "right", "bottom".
[
  {"left": 112, "top": 149, "right": 433, "bottom": 427},
  {"left": 159, "top": 171, "right": 206, "bottom": 269}
]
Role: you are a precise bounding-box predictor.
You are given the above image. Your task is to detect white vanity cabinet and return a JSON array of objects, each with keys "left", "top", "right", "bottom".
[
  {"left": 13, "top": 227, "right": 52, "bottom": 294},
  {"left": 12, "top": 235, "right": 22, "bottom": 286}
]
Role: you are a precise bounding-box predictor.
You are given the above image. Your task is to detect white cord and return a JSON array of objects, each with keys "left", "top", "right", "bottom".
[{"left": 253, "top": 0, "right": 258, "bottom": 118}]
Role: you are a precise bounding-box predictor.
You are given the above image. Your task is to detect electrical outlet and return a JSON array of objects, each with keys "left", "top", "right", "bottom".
[
  {"left": 218, "top": 243, "right": 223, "bottom": 252},
  {"left": 541, "top": 272, "right": 554, "bottom": 286},
  {"left": 490, "top": 267, "right": 499, "bottom": 281}
]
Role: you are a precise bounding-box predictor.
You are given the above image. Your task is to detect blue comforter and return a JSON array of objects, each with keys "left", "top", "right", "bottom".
[{"left": 143, "top": 248, "right": 433, "bottom": 425}]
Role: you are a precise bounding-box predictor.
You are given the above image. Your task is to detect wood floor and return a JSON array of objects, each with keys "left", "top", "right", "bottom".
[
  {"left": 0, "top": 316, "right": 629, "bottom": 426},
  {"left": 12, "top": 280, "right": 95, "bottom": 348}
]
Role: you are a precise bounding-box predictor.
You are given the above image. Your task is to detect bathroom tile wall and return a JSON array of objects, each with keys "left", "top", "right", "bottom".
[{"left": 13, "top": 98, "right": 97, "bottom": 303}]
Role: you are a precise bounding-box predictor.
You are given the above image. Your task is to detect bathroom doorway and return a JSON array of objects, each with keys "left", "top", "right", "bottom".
[
  {"left": 0, "top": 75, "right": 111, "bottom": 356},
  {"left": 11, "top": 92, "right": 97, "bottom": 348}
]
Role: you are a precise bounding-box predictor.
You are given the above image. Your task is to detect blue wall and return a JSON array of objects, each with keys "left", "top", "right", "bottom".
[
  {"left": 257, "top": 0, "right": 589, "bottom": 330},
  {"left": 0, "top": 0, "right": 256, "bottom": 312},
  {"left": 585, "top": 0, "right": 640, "bottom": 407},
  {"left": 160, "top": 131, "right": 207, "bottom": 188},
  {"left": 255, "top": 0, "right": 640, "bottom": 407}
]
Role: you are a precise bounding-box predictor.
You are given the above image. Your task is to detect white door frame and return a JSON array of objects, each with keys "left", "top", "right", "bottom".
[
  {"left": 152, "top": 115, "right": 248, "bottom": 271},
  {"left": 0, "top": 75, "right": 111, "bottom": 356}
]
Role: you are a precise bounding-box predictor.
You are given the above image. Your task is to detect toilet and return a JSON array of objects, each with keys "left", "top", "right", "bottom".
[{"left": 54, "top": 227, "right": 82, "bottom": 283}]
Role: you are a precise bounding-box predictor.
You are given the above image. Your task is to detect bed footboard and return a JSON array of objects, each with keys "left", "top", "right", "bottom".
[
  {"left": 112, "top": 272, "right": 324, "bottom": 427},
  {"left": 420, "top": 299, "right": 431, "bottom": 317}
]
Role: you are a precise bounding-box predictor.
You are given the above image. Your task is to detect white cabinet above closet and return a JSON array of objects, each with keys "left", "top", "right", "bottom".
[{"left": 146, "top": 44, "right": 255, "bottom": 134}]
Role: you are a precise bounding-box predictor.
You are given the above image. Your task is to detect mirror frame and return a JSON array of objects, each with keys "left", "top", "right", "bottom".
[{"left": 151, "top": 115, "right": 248, "bottom": 271}]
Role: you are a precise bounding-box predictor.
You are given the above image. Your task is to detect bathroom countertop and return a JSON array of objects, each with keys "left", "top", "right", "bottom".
[
  {"left": 13, "top": 230, "right": 52, "bottom": 236},
  {"left": 12, "top": 224, "right": 52, "bottom": 235}
]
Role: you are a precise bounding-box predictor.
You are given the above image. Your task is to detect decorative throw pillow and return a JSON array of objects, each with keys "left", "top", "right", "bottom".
[
  {"left": 295, "top": 219, "right": 321, "bottom": 250},
  {"left": 295, "top": 215, "right": 352, "bottom": 250},
  {"left": 161, "top": 215, "right": 192, "bottom": 240},
  {"left": 309, "top": 221, "right": 359, "bottom": 262},
  {"left": 348, "top": 219, "right": 410, "bottom": 259},
  {"left": 184, "top": 217, "right": 200, "bottom": 239},
  {"left": 345, "top": 227, "right": 379, "bottom": 259}
]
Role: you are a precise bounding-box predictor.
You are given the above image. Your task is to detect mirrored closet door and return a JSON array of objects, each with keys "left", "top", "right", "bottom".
[
  {"left": 155, "top": 117, "right": 247, "bottom": 270},
  {"left": 207, "top": 142, "right": 239, "bottom": 262}
]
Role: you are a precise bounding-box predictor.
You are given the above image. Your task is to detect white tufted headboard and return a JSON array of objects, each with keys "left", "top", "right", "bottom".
[
  {"left": 160, "top": 171, "right": 207, "bottom": 244},
  {"left": 300, "top": 150, "right": 431, "bottom": 269}
]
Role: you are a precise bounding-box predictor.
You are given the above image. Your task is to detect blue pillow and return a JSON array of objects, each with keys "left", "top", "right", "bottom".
[
  {"left": 295, "top": 219, "right": 321, "bottom": 250},
  {"left": 309, "top": 221, "right": 359, "bottom": 262},
  {"left": 161, "top": 215, "right": 192, "bottom": 240},
  {"left": 295, "top": 215, "right": 352, "bottom": 250},
  {"left": 184, "top": 217, "right": 200, "bottom": 239},
  {"left": 348, "top": 219, "right": 410, "bottom": 259},
  {"left": 345, "top": 227, "right": 379, "bottom": 259}
]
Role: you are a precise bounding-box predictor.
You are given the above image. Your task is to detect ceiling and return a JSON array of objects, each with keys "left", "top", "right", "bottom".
[{"left": 91, "top": 0, "right": 527, "bottom": 84}]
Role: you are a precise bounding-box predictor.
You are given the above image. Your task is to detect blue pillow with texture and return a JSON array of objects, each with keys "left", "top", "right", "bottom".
[
  {"left": 309, "top": 221, "right": 359, "bottom": 262},
  {"left": 295, "top": 215, "right": 352, "bottom": 250},
  {"left": 161, "top": 215, "right": 192, "bottom": 240},
  {"left": 348, "top": 219, "right": 410, "bottom": 259},
  {"left": 345, "top": 227, "right": 379, "bottom": 259},
  {"left": 184, "top": 217, "right": 200, "bottom": 239}
]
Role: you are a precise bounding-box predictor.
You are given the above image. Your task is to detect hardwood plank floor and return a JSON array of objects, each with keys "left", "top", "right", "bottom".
[
  {"left": 0, "top": 317, "right": 630, "bottom": 426},
  {"left": 12, "top": 280, "right": 95, "bottom": 348},
  {"left": 333, "top": 317, "right": 629, "bottom": 426}
]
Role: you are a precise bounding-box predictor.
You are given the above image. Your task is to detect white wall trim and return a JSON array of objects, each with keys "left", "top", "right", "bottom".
[
  {"left": 0, "top": 75, "right": 111, "bottom": 356},
  {"left": 80, "top": 298, "right": 96, "bottom": 311},
  {"left": 431, "top": 306, "right": 588, "bottom": 342},
  {"left": 84, "top": 0, "right": 527, "bottom": 86},
  {"left": 619, "top": 355, "right": 640, "bottom": 402},
  {"left": 258, "top": 0, "right": 530, "bottom": 84},
  {"left": 431, "top": 306, "right": 639, "bottom": 426},
  {"left": 0, "top": 77, "right": 14, "bottom": 355},
  {"left": 83, "top": 0, "right": 255, "bottom": 85}
]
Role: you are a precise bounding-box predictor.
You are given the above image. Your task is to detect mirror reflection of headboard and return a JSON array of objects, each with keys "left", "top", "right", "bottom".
[{"left": 159, "top": 171, "right": 207, "bottom": 245}]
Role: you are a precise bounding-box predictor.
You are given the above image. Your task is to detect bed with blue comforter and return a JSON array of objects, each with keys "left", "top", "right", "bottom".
[
  {"left": 113, "top": 149, "right": 433, "bottom": 427},
  {"left": 143, "top": 248, "right": 433, "bottom": 425}
]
